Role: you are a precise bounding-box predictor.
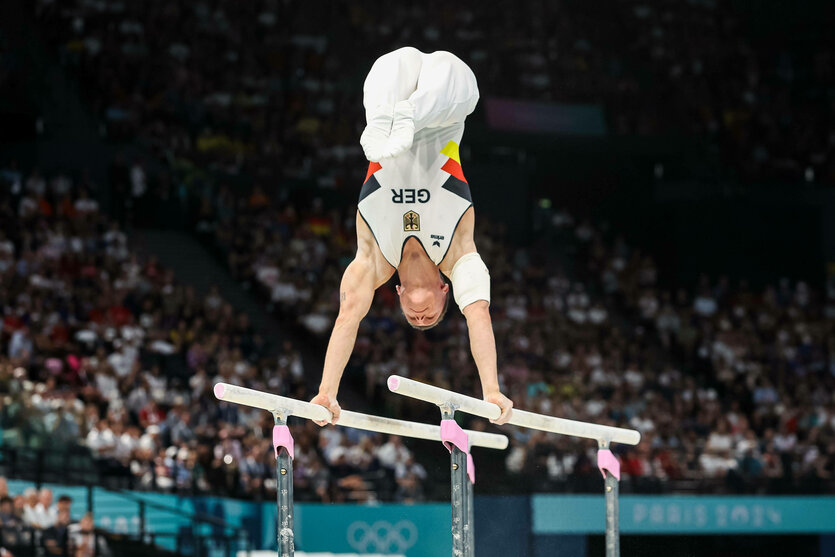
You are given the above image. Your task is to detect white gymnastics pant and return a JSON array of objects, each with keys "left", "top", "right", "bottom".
[{"left": 363, "top": 47, "right": 480, "bottom": 132}]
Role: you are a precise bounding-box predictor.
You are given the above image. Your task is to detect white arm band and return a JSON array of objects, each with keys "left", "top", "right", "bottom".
[{"left": 450, "top": 252, "right": 490, "bottom": 312}]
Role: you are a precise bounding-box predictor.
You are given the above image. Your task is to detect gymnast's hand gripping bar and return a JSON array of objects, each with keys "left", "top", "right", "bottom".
[
  {"left": 386, "top": 375, "right": 641, "bottom": 446},
  {"left": 213, "top": 382, "right": 509, "bottom": 450}
]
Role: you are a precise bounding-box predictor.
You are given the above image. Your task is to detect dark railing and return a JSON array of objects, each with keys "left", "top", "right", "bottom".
[
  {"left": 1, "top": 523, "right": 115, "bottom": 557},
  {"left": 0, "top": 445, "right": 103, "bottom": 489},
  {"left": 0, "top": 446, "right": 252, "bottom": 556},
  {"left": 106, "top": 486, "right": 251, "bottom": 555}
]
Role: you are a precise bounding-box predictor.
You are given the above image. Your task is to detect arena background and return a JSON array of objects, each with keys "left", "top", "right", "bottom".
[{"left": 1, "top": 0, "right": 835, "bottom": 556}]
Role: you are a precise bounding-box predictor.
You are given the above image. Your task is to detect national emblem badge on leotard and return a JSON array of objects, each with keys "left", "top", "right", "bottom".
[{"left": 403, "top": 210, "right": 420, "bottom": 231}]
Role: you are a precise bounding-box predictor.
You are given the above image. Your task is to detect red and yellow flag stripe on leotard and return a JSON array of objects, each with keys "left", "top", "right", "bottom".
[
  {"left": 440, "top": 140, "right": 467, "bottom": 183},
  {"left": 364, "top": 161, "right": 382, "bottom": 183},
  {"left": 363, "top": 140, "right": 466, "bottom": 184}
]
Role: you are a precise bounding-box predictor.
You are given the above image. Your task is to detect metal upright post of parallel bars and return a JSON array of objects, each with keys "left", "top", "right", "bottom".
[
  {"left": 598, "top": 440, "right": 621, "bottom": 557},
  {"left": 440, "top": 407, "right": 475, "bottom": 557},
  {"left": 273, "top": 414, "right": 295, "bottom": 557},
  {"left": 387, "top": 375, "right": 640, "bottom": 557}
]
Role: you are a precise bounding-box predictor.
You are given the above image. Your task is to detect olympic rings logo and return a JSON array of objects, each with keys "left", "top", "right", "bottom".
[{"left": 347, "top": 520, "right": 418, "bottom": 553}]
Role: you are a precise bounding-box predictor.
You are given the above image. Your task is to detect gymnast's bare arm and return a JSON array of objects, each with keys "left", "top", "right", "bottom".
[
  {"left": 462, "top": 301, "right": 513, "bottom": 424},
  {"left": 441, "top": 208, "right": 514, "bottom": 424},
  {"left": 311, "top": 213, "right": 395, "bottom": 425}
]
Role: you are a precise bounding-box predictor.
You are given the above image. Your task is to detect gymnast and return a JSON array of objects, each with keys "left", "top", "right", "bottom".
[{"left": 311, "top": 47, "right": 513, "bottom": 426}]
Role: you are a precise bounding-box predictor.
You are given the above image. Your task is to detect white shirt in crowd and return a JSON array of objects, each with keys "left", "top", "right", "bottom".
[
  {"left": 271, "top": 281, "right": 299, "bottom": 304},
  {"left": 130, "top": 164, "right": 146, "bottom": 197},
  {"left": 693, "top": 295, "right": 718, "bottom": 317},
  {"left": 395, "top": 460, "right": 427, "bottom": 480},
  {"left": 95, "top": 373, "right": 120, "bottom": 402},
  {"left": 32, "top": 503, "right": 58, "bottom": 528},
  {"left": 74, "top": 197, "right": 99, "bottom": 213},
  {"left": 774, "top": 431, "right": 797, "bottom": 453},
  {"left": 8, "top": 329, "right": 33, "bottom": 358},
  {"left": 319, "top": 428, "right": 344, "bottom": 464},
  {"left": 376, "top": 440, "right": 411, "bottom": 469},
  {"left": 145, "top": 372, "right": 167, "bottom": 401},
  {"left": 86, "top": 426, "right": 116, "bottom": 457},
  {"left": 0, "top": 238, "right": 13, "bottom": 256},
  {"left": 18, "top": 196, "right": 37, "bottom": 216},
  {"left": 104, "top": 229, "right": 128, "bottom": 259},
  {"left": 114, "top": 432, "right": 138, "bottom": 462},
  {"left": 107, "top": 349, "right": 134, "bottom": 378},
  {"left": 706, "top": 432, "right": 734, "bottom": 453},
  {"left": 22, "top": 503, "right": 39, "bottom": 527}
]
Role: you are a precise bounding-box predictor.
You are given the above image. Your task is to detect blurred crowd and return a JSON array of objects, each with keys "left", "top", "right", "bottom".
[
  {"left": 500, "top": 211, "right": 835, "bottom": 493},
  {"left": 1, "top": 0, "right": 830, "bottom": 505},
  {"left": 0, "top": 165, "right": 424, "bottom": 504},
  {"left": 0, "top": 477, "right": 110, "bottom": 557},
  {"left": 33, "top": 0, "right": 835, "bottom": 188}
]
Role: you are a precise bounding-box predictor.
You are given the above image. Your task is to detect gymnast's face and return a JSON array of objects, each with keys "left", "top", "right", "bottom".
[{"left": 396, "top": 281, "right": 449, "bottom": 329}]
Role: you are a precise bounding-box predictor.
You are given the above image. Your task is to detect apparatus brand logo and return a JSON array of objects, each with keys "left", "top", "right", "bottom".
[
  {"left": 431, "top": 234, "right": 444, "bottom": 247},
  {"left": 392, "top": 188, "right": 430, "bottom": 203},
  {"left": 347, "top": 520, "right": 418, "bottom": 553},
  {"left": 403, "top": 210, "right": 420, "bottom": 231}
]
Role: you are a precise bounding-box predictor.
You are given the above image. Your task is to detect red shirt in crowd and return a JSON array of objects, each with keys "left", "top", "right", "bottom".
[
  {"left": 139, "top": 404, "right": 167, "bottom": 428},
  {"left": 108, "top": 305, "right": 132, "bottom": 326}
]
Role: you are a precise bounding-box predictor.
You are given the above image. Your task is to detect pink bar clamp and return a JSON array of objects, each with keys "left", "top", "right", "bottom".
[
  {"left": 466, "top": 453, "right": 475, "bottom": 485},
  {"left": 597, "top": 448, "right": 620, "bottom": 481},
  {"left": 441, "top": 420, "right": 475, "bottom": 484},
  {"left": 273, "top": 424, "right": 294, "bottom": 461},
  {"left": 440, "top": 419, "right": 469, "bottom": 454}
]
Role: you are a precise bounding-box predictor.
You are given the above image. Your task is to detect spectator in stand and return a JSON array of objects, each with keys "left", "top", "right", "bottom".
[
  {"left": 21, "top": 489, "right": 39, "bottom": 528},
  {"left": 0, "top": 495, "right": 24, "bottom": 549},
  {"left": 32, "top": 489, "right": 56, "bottom": 529},
  {"left": 139, "top": 400, "right": 167, "bottom": 429},
  {"left": 43, "top": 507, "right": 73, "bottom": 555},
  {"left": 69, "top": 513, "right": 111, "bottom": 557}
]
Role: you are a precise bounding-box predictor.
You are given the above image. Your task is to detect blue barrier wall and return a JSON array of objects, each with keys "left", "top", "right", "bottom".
[
  {"left": 292, "top": 503, "right": 447, "bottom": 555},
  {"left": 532, "top": 495, "right": 835, "bottom": 534},
  {"left": 8, "top": 481, "right": 835, "bottom": 556},
  {"left": 474, "top": 496, "right": 530, "bottom": 557}
]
